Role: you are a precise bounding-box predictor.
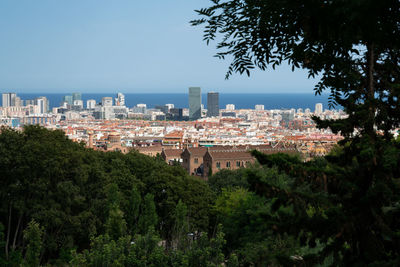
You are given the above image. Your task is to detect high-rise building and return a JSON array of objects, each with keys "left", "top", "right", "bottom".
[
  {"left": 73, "top": 100, "right": 84, "bottom": 109},
  {"left": 226, "top": 104, "right": 235, "bottom": 110},
  {"left": 63, "top": 95, "right": 73, "bottom": 105},
  {"left": 35, "top": 96, "right": 49, "bottom": 114},
  {"left": 86, "top": 99, "right": 96, "bottom": 109},
  {"left": 207, "top": 92, "right": 219, "bottom": 117},
  {"left": 132, "top": 104, "right": 147, "bottom": 114},
  {"left": 189, "top": 87, "right": 201, "bottom": 120},
  {"left": 255, "top": 104, "right": 264, "bottom": 111},
  {"left": 72, "top": 92, "right": 82, "bottom": 102},
  {"left": 1, "top": 94, "right": 8, "bottom": 107},
  {"left": 25, "top": 99, "right": 35, "bottom": 106},
  {"left": 15, "top": 97, "right": 23, "bottom": 107},
  {"left": 102, "top": 97, "right": 113, "bottom": 107},
  {"left": 315, "top": 103, "right": 323, "bottom": 114},
  {"left": 155, "top": 105, "right": 169, "bottom": 114},
  {"left": 2, "top": 93, "right": 16, "bottom": 107},
  {"left": 115, "top": 92, "right": 125, "bottom": 106},
  {"left": 169, "top": 108, "right": 183, "bottom": 121}
]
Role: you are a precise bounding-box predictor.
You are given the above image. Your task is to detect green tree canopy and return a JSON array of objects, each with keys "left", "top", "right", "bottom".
[
  {"left": 193, "top": 1, "right": 400, "bottom": 265},
  {"left": 23, "top": 220, "right": 44, "bottom": 267},
  {"left": 192, "top": 0, "right": 400, "bottom": 139},
  {"left": 0, "top": 126, "right": 214, "bottom": 264}
]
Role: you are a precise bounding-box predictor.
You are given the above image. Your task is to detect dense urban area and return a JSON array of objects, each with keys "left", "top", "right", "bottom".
[{"left": 1, "top": 89, "right": 346, "bottom": 177}]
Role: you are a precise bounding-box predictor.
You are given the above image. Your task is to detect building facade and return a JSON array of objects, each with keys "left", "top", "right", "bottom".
[
  {"left": 181, "top": 147, "right": 207, "bottom": 176},
  {"left": 72, "top": 92, "right": 82, "bottom": 102},
  {"left": 255, "top": 104, "right": 264, "bottom": 111},
  {"left": 203, "top": 149, "right": 255, "bottom": 177},
  {"left": 86, "top": 99, "right": 96, "bottom": 109},
  {"left": 63, "top": 95, "right": 73, "bottom": 105},
  {"left": 226, "top": 104, "right": 235, "bottom": 110},
  {"left": 189, "top": 87, "right": 201, "bottom": 120},
  {"left": 35, "top": 96, "right": 49, "bottom": 114},
  {"left": 2, "top": 93, "right": 16, "bottom": 107},
  {"left": 161, "top": 148, "right": 183, "bottom": 165},
  {"left": 315, "top": 103, "right": 323, "bottom": 115},
  {"left": 102, "top": 97, "right": 113, "bottom": 107},
  {"left": 115, "top": 92, "right": 125, "bottom": 106},
  {"left": 207, "top": 92, "right": 219, "bottom": 117}
]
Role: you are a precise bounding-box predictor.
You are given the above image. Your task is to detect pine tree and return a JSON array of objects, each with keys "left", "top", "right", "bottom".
[
  {"left": 105, "top": 183, "right": 127, "bottom": 240},
  {"left": 172, "top": 200, "right": 189, "bottom": 250},
  {"left": 23, "top": 220, "right": 43, "bottom": 267},
  {"left": 126, "top": 186, "right": 141, "bottom": 235},
  {"left": 138, "top": 193, "right": 158, "bottom": 234}
]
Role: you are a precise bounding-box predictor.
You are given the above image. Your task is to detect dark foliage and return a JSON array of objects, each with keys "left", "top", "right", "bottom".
[{"left": 0, "top": 125, "right": 213, "bottom": 265}]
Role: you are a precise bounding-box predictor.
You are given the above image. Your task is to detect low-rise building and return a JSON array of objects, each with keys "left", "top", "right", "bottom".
[
  {"left": 203, "top": 148, "right": 254, "bottom": 177},
  {"left": 161, "top": 148, "right": 183, "bottom": 165},
  {"left": 181, "top": 147, "right": 207, "bottom": 175},
  {"left": 133, "top": 144, "right": 163, "bottom": 157}
]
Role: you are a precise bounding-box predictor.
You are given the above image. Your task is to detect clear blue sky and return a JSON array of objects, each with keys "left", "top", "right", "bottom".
[{"left": 0, "top": 0, "right": 318, "bottom": 94}]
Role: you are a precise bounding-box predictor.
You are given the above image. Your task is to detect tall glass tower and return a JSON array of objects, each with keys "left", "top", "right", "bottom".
[
  {"left": 207, "top": 92, "right": 219, "bottom": 117},
  {"left": 62, "top": 95, "right": 73, "bottom": 105},
  {"left": 72, "top": 92, "right": 82, "bottom": 102},
  {"left": 189, "top": 87, "right": 201, "bottom": 120}
]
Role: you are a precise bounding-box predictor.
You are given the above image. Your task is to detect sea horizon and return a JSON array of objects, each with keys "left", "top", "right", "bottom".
[{"left": 4, "top": 92, "right": 335, "bottom": 110}]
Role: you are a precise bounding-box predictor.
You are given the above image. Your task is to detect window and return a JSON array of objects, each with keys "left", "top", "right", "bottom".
[
  {"left": 216, "top": 162, "right": 221, "bottom": 169},
  {"left": 194, "top": 158, "right": 198, "bottom": 164},
  {"left": 236, "top": 161, "right": 241, "bottom": 167},
  {"left": 226, "top": 161, "right": 231, "bottom": 168}
]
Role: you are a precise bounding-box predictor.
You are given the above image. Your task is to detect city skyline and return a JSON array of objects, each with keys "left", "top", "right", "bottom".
[
  {"left": 1, "top": 91, "right": 333, "bottom": 111},
  {"left": 0, "top": 0, "right": 318, "bottom": 94}
]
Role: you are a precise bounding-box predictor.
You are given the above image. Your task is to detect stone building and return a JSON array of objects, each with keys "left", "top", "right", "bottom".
[
  {"left": 202, "top": 145, "right": 298, "bottom": 178},
  {"left": 133, "top": 144, "right": 163, "bottom": 157},
  {"left": 90, "top": 132, "right": 130, "bottom": 153},
  {"left": 161, "top": 148, "right": 183, "bottom": 165},
  {"left": 203, "top": 148, "right": 254, "bottom": 177},
  {"left": 106, "top": 132, "right": 130, "bottom": 153},
  {"left": 181, "top": 147, "right": 207, "bottom": 176}
]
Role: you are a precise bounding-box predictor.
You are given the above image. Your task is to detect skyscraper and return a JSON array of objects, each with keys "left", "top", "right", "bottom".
[
  {"left": 62, "top": 95, "right": 73, "bottom": 105},
  {"left": 207, "top": 92, "right": 219, "bottom": 117},
  {"left": 15, "top": 97, "right": 23, "bottom": 107},
  {"left": 315, "top": 103, "right": 323, "bottom": 115},
  {"left": 115, "top": 92, "right": 125, "bottom": 106},
  {"left": 25, "top": 99, "right": 35, "bottom": 106},
  {"left": 189, "top": 87, "right": 201, "bottom": 120},
  {"left": 86, "top": 99, "right": 96, "bottom": 109},
  {"left": 35, "top": 96, "right": 49, "bottom": 114},
  {"left": 2, "top": 93, "right": 16, "bottom": 107},
  {"left": 72, "top": 92, "right": 82, "bottom": 102}
]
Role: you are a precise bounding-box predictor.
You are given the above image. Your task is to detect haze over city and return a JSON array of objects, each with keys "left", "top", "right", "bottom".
[{"left": 0, "top": 0, "right": 318, "bottom": 93}]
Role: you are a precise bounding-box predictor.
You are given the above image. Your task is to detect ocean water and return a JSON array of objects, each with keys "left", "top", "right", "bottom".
[{"left": 13, "top": 93, "right": 333, "bottom": 110}]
